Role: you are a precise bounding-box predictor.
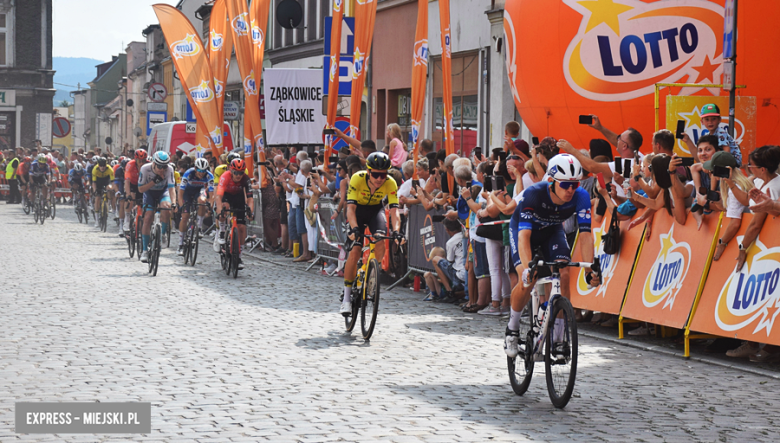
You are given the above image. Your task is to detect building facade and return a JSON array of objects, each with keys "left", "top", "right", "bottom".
[{"left": 0, "top": 0, "right": 55, "bottom": 150}]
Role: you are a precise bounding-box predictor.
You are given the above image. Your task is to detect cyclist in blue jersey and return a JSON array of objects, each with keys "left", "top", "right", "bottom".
[
  {"left": 504, "top": 153, "right": 600, "bottom": 358},
  {"left": 176, "top": 158, "right": 215, "bottom": 256},
  {"left": 68, "top": 162, "right": 88, "bottom": 194}
]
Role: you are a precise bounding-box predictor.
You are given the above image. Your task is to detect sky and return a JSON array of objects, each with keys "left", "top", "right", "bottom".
[{"left": 52, "top": 0, "right": 179, "bottom": 60}]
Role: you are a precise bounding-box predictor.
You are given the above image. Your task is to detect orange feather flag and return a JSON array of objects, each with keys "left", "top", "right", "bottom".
[
  {"left": 410, "top": 0, "right": 428, "bottom": 179},
  {"left": 324, "top": 0, "right": 345, "bottom": 172},
  {"left": 348, "top": 0, "right": 378, "bottom": 139}
]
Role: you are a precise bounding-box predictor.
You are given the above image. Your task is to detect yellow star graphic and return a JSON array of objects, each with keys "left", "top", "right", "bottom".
[
  {"left": 679, "top": 106, "right": 703, "bottom": 131},
  {"left": 577, "top": 0, "right": 634, "bottom": 35},
  {"left": 659, "top": 226, "right": 675, "bottom": 261}
]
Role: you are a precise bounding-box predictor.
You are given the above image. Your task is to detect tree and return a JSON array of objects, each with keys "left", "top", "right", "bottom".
[{"left": 59, "top": 100, "right": 70, "bottom": 107}]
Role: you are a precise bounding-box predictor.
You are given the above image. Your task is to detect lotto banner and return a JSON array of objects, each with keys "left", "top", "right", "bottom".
[
  {"left": 226, "top": 0, "right": 261, "bottom": 177},
  {"left": 250, "top": 0, "right": 270, "bottom": 185},
  {"left": 410, "top": 0, "right": 428, "bottom": 180},
  {"left": 666, "top": 95, "right": 757, "bottom": 158},
  {"left": 324, "top": 0, "right": 345, "bottom": 172},
  {"left": 689, "top": 215, "right": 780, "bottom": 346},
  {"left": 621, "top": 211, "right": 720, "bottom": 329},
  {"left": 438, "top": 0, "right": 455, "bottom": 193},
  {"left": 570, "top": 209, "right": 645, "bottom": 315},
  {"left": 502, "top": 0, "right": 780, "bottom": 153},
  {"left": 153, "top": 5, "right": 223, "bottom": 155},
  {"left": 348, "top": 0, "right": 378, "bottom": 140},
  {"left": 209, "top": 0, "right": 233, "bottom": 124}
]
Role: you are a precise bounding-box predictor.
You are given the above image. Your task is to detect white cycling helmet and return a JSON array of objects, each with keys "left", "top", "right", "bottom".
[
  {"left": 194, "top": 158, "right": 209, "bottom": 171},
  {"left": 73, "top": 163, "right": 83, "bottom": 171},
  {"left": 546, "top": 153, "right": 583, "bottom": 182}
]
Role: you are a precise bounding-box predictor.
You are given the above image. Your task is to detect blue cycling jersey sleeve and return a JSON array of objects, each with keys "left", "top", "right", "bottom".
[{"left": 574, "top": 187, "right": 592, "bottom": 232}]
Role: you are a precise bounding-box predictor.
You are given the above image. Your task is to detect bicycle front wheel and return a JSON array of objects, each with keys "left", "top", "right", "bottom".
[
  {"left": 127, "top": 218, "right": 135, "bottom": 258},
  {"left": 33, "top": 201, "right": 39, "bottom": 223},
  {"left": 151, "top": 223, "right": 161, "bottom": 276},
  {"left": 50, "top": 198, "right": 56, "bottom": 219},
  {"left": 508, "top": 300, "right": 534, "bottom": 396},
  {"left": 360, "top": 258, "right": 381, "bottom": 340},
  {"left": 190, "top": 224, "right": 199, "bottom": 266},
  {"left": 23, "top": 196, "right": 31, "bottom": 214},
  {"left": 101, "top": 201, "right": 108, "bottom": 232},
  {"left": 544, "top": 296, "right": 578, "bottom": 409},
  {"left": 230, "top": 227, "right": 239, "bottom": 278},
  {"left": 76, "top": 204, "right": 83, "bottom": 223}
]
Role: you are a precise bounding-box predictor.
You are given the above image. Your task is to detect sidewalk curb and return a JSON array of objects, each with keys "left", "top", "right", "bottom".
[{"left": 244, "top": 250, "right": 780, "bottom": 380}]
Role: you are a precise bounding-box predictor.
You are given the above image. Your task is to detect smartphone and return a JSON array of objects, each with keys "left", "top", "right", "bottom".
[
  {"left": 329, "top": 155, "right": 339, "bottom": 163},
  {"left": 675, "top": 120, "right": 686, "bottom": 139},
  {"left": 492, "top": 148, "right": 503, "bottom": 160},
  {"left": 579, "top": 115, "right": 593, "bottom": 125},
  {"left": 712, "top": 165, "right": 730, "bottom": 178},
  {"left": 614, "top": 156, "right": 623, "bottom": 174},
  {"left": 306, "top": 178, "right": 311, "bottom": 188},
  {"left": 706, "top": 190, "right": 721, "bottom": 201},
  {"left": 323, "top": 128, "right": 335, "bottom": 135},
  {"left": 532, "top": 136, "right": 539, "bottom": 145},
  {"left": 491, "top": 175, "right": 506, "bottom": 193},
  {"left": 623, "top": 159, "right": 632, "bottom": 179},
  {"left": 474, "top": 147, "right": 482, "bottom": 159},
  {"left": 497, "top": 151, "right": 507, "bottom": 163},
  {"left": 680, "top": 157, "right": 695, "bottom": 167},
  {"left": 431, "top": 215, "right": 446, "bottom": 223},
  {"left": 483, "top": 176, "right": 493, "bottom": 192},
  {"left": 596, "top": 172, "right": 606, "bottom": 189}
]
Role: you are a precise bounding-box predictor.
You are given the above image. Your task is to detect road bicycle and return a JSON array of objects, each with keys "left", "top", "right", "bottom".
[
  {"left": 507, "top": 255, "right": 600, "bottom": 409},
  {"left": 32, "top": 182, "right": 48, "bottom": 225},
  {"left": 218, "top": 205, "right": 251, "bottom": 279},
  {"left": 342, "top": 232, "right": 400, "bottom": 340},
  {"left": 145, "top": 204, "right": 171, "bottom": 277},
  {"left": 95, "top": 189, "right": 110, "bottom": 232},
  {"left": 21, "top": 183, "right": 31, "bottom": 215},
  {"left": 47, "top": 182, "right": 57, "bottom": 220},
  {"left": 124, "top": 199, "right": 144, "bottom": 260},
  {"left": 72, "top": 186, "right": 89, "bottom": 224},
  {"left": 181, "top": 201, "right": 210, "bottom": 266}
]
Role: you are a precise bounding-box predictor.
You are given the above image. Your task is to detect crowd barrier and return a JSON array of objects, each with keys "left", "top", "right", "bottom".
[
  {"left": 406, "top": 204, "right": 449, "bottom": 274},
  {"left": 316, "top": 197, "right": 347, "bottom": 261},
  {"left": 570, "top": 208, "right": 780, "bottom": 356}
]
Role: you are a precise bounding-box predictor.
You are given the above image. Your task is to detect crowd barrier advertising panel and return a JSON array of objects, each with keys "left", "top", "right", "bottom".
[
  {"left": 621, "top": 211, "right": 719, "bottom": 329},
  {"left": 407, "top": 204, "right": 448, "bottom": 273},
  {"left": 316, "top": 197, "right": 347, "bottom": 259},
  {"left": 570, "top": 209, "right": 645, "bottom": 315},
  {"left": 666, "top": 95, "right": 757, "bottom": 158},
  {"left": 689, "top": 214, "right": 780, "bottom": 347}
]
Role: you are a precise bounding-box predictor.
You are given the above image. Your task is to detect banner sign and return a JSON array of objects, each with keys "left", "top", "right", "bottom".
[
  {"left": 263, "top": 69, "right": 328, "bottom": 145},
  {"left": 502, "top": 0, "right": 780, "bottom": 152},
  {"left": 316, "top": 197, "right": 347, "bottom": 259},
  {"left": 410, "top": 0, "right": 428, "bottom": 180},
  {"left": 323, "top": 17, "right": 355, "bottom": 95},
  {"left": 666, "top": 95, "right": 757, "bottom": 158},
  {"left": 570, "top": 209, "right": 645, "bottom": 315},
  {"left": 407, "top": 204, "right": 449, "bottom": 273},
  {"left": 689, "top": 214, "right": 780, "bottom": 346},
  {"left": 621, "top": 211, "right": 720, "bottom": 329},
  {"left": 348, "top": 0, "right": 378, "bottom": 140},
  {"left": 324, "top": 0, "right": 345, "bottom": 173}
]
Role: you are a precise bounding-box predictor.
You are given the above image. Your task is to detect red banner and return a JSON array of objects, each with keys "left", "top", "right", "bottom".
[
  {"left": 324, "top": 0, "right": 345, "bottom": 172},
  {"left": 621, "top": 211, "right": 720, "bottom": 329},
  {"left": 410, "top": 0, "right": 428, "bottom": 180},
  {"left": 153, "top": 5, "right": 223, "bottom": 155},
  {"left": 348, "top": 0, "right": 378, "bottom": 139},
  {"left": 226, "top": 0, "right": 261, "bottom": 177}
]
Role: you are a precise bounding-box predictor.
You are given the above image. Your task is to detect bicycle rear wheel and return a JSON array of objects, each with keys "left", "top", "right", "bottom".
[
  {"left": 101, "top": 201, "right": 108, "bottom": 232},
  {"left": 50, "top": 197, "right": 56, "bottom": 219},
  {"left": 544, "top": 296, "right": 578, "bottom": 409},
  {"left": 151, "top": 223, "right": 161, "bottom": 276},
  {"left": 508, "top": 300, "right": 534, "bottom": 396},
  {"left": 127, "top": 218, "right": 136, "bottom": 258},
  {"left": 23, "top": 195, "right": 31, "bottom": 214},
  {"left": 33, "top": 200, "right": 39, "bottom": 223},
  {"left": 230, "top": 227, "right": 240, "bottom": 278},
  {"left": 344, "top": 262, "right": 361, "bottom": 332},
  {"left": 360, "top": 258, "right": 381, "bottom": 340}
]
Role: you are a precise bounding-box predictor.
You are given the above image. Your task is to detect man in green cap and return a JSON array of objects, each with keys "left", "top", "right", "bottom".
[{"left": 683, "top": 103, "right": 742, "bottom": 167}]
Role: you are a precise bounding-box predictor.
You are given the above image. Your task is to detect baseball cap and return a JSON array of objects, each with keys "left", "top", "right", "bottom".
[
  {"left": 702, "top": 151, "right": 737, "bottom": 171},
  {"left": 701, "top": 103, "right": 721, "bottom": 118},
  {"left": 512, "top": 139, "right": 530, "bottom": 157}
]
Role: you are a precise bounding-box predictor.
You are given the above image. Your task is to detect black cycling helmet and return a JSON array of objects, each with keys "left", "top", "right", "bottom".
[
  {"left": 366, "top": 151, "right": 391, "bottom": 171},
  {"left": 97, "top": 157, "right": 107, "bottom": 167}
]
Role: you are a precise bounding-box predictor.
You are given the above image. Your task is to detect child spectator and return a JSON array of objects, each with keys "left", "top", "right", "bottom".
[{"left": 423, "top": 218, "right": 467, "bottom": 303}]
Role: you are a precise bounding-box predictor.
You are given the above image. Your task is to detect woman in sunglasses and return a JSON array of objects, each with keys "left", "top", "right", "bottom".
[
  {"left": 339, "top": 152, "right": 405, "bottom": 315},
  {"left": 503, "top": 153, "right": 600, "bottom": 358}
]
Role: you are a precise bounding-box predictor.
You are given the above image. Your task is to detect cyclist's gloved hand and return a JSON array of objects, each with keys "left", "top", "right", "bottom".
[
  {"left": 152, "top": 175, "right": 164, "bottom": 184},
  {"left": 347, "top": 226, "right": 361, "bottom": 241},
  {"left": 522, "top": 268, "right": 534, "bottom": 288},
  {"left": 392, "top": 230, "right": 405, "bottom": 243}
]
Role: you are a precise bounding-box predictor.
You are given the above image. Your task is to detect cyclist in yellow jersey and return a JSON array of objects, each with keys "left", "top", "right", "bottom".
[
  {"left": 340, "top": 151, "right": 405, "bottom": 315},
  {"left": 92, "top": 157, "right": 115, "bottom": 225}
]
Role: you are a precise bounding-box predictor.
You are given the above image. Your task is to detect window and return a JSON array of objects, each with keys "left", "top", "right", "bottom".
[{"left": 0, "top": 12, "right": 8, "bottom": 66}]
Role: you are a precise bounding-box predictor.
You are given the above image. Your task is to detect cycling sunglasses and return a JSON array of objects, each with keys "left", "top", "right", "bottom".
[
  {"left": 556, "top": 180, "right": 580, "bottom": 190},
  {"left": 370, "top": 171, "right": 387, "bottom": 179}
]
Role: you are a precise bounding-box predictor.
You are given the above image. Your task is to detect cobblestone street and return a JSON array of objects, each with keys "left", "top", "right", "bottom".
[{"left": 1, "top": 205, "right": 778, "bottom": 442}]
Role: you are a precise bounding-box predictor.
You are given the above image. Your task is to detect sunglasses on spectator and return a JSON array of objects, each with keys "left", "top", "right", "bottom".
[
  {"left": 507, "top": 155, "right": 522, "bottom": 161},
  {"left": 370, "top": 171, "right": 387, "bottom": 179},
  {"left": 555, "top": 180, "right": 580, "bottom": 190}
]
